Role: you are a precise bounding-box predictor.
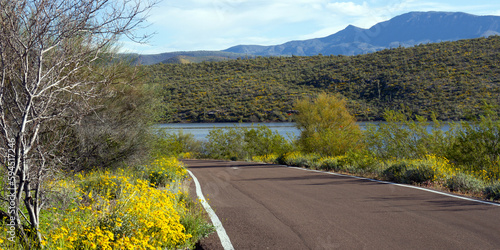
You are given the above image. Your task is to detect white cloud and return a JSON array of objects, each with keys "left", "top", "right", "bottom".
[
  {"left": 326, "top": 2, "right": 370, "bottom": 16},
  {"left": 119, "top": 0, "right": 500, "bottom": 54}
]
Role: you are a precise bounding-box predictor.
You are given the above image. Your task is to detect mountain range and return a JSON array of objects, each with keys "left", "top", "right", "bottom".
[
  {"left": 224, "top": 11, "right": 500, "bottom": 56},
  {"left": 134, "top": 11, "right": 500, "bottom": 64}
]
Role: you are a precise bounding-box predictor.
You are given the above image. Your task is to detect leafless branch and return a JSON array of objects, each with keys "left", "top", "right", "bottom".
[{"left": 0, "top": 0, "right": 158, "bottom": 245}]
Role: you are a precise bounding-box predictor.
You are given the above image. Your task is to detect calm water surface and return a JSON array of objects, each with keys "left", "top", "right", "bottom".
[
  {"left": 156, "top": 122, "right": 381, "bottom": 141},
  {"left": 157, "top": 122, "right": 298, "bottom": 141}
]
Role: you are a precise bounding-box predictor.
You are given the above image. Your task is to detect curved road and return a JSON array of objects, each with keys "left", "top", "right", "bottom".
[{"left": 184, "top": 159, "right": 500, "bottom": 250}]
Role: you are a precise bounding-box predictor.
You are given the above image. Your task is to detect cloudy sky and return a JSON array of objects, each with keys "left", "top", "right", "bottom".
[{"left": 120, "top": 0, "right": 500, "bottom": 54}]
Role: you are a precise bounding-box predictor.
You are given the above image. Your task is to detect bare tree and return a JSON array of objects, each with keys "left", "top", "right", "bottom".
[{"left": 0, "top": 0, "right": 156, "bottom": 246}]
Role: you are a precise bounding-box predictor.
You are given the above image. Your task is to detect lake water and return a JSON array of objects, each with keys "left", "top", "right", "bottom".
[
  {"left": 157, "top": 122, "right": 300, "bottom": 141},
  {"left": 156, "top": 122, "right": 392, "bottom": 141}
]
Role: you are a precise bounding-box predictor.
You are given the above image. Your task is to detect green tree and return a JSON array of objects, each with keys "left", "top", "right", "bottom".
[
  {"left": 363, "top": 109, "right": 449, "bottom": 160},
  {"left": 205, "top": 127, "right": 245, "bottom": 160},
  {"left": 446, "top": 111, "right": 500, "bottom": 178},
  {"left": 67, "top": 59, "right": 164, "bottom": 171},
  {"left": 294, "top": 93, "right": 363, "bottom": 156},
  {"left": 243, "top": 125, "right": 293, "bottom": 157}
]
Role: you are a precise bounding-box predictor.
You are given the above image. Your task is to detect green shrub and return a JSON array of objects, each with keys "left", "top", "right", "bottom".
[
  {"left": 279, "top": 152, "right": 321, "bottom": 169},
  {"left": 364, "top": 106, "right": 500, "bottom": 181},
  {"left": 364, "top": 109, "right": 450, "bottom": 160},
  {"left": 319, "top": 158, "right": 344, "bottom": 171},
  {"left": 152, "top": 129, "right": 203, "bottom": 158},
  {"left": 291, "top": 155, "right": 320, "bottom": 169},
  {"left": 382, "top": 161, "right": 435, "bottom": 184},
  {"left": 142, "top": 157, "right": 188, "bottom": 188},
  {"left": 65, "top": 67, "right": 163, "bottom": 171},
  {"left": 79, "top": 172, "right": 124, "bottom": 199},
  {"left": 276, "top": 153, "right": 288, "bottom": 165},
  {"left": 483, "top": 183, "right": 500, "bottom": 201},
  {"left": 445, "top": 113, "right": 500, "bottom": 179},
  {"left": 243, "top": 125, "right": 294, "bottom": 157},
  {"left": 343, "top": 151, "right": 377, "bottom": 171},
  {"left": 383, "top": 163, "right": 408, "bottom": 183},
  {"left": 179, "top": 198, "right": 215, "bottom": 242},
  {"left": 404, "top": 165, "right": 435, "bottom": 184},
  {"left": 204, "top": 127, "right": 246, "bottom": 160},
  {"left": 148, "top": 171, "right": 172, "bottom": 188},
  {"left": 204, "top": 125, "right": 294, "bottom": 161},
  {"left": 445, "top": 173, "right": 485, "bottom": 194},
  {"left": 279, "top": 151, "right": 379, "bottom": 173}
]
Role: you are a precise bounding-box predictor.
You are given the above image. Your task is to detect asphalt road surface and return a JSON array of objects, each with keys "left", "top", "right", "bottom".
[{"left": 183, "top": 159, "right": 500, "bottom": 250}]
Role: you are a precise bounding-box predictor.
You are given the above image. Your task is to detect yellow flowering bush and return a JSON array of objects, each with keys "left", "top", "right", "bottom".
[
  {"left": 317, "top": 155, "right": 348, "bottom": 172},
  {"left": 100, "top": 179, "right": 191, "bottom": 249},
  {"left": 423, "top": 154, "right": 498, "bottom": 183},
  {"left": 1, "top": 156, "right": 209, "bottom": 249},
  {"left": 277, "top": 152, "right": 321, "bottom": 169},
  {"left": 145, "top": 156, "right": 188, "bottom": 187},
  {"left": 179, "top": 152, "right": 196, "bottom": 159},
  {"left": 252, "top": 154, "right": 279, "bottom": 163}
]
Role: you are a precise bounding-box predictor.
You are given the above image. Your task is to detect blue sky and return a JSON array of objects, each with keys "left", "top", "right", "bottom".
[{"left": 120, "top": 0, "right": 500, "bottom": 54}]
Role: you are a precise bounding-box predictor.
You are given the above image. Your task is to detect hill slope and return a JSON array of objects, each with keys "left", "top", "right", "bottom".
[
  {"left": 143, "top": 36, "right": 500, "bottom": 123},
  {"left": 224, "top": 11, "right": 500, "bottom": 56},
  {"left": 127, "top": 51, "right": 249, "bottom": 65}
]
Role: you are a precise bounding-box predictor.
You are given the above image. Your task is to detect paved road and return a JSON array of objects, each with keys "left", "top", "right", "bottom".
[{"left": 184, "top": 159, "right": 500, "bottom": 250}]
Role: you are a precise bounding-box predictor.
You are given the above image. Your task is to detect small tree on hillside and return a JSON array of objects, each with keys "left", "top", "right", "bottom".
[{"left": 294, "top": 93, "right": 363, "bottom": 156}]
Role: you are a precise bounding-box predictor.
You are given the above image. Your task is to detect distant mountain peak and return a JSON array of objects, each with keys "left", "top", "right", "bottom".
[
  {"left": 132, "top": 11, "right": 500, "bottom": 64},
  {"left": 345, "top": 24, "right": 361, "bottom": 29},
  {"left": 223, "top": 11, "right": 500, "bottom": 57}
]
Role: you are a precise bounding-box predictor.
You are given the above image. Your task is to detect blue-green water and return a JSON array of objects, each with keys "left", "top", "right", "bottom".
[
  {"left": 157, "top": 122, "right": 299, "bottom": 141},
  {"left": 156, "top": 122, "right": 393, "bottom": 141}
]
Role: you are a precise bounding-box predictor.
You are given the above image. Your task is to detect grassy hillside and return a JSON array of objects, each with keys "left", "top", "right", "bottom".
[
  {"left": 163, "top": 55, "right": 237, "bottom": 64},
  {"left": 142, "top": 36, "right": 500, "bottom": 123},
  {"left": 129, "top": 51, "right": 249, "bottom": 65}
]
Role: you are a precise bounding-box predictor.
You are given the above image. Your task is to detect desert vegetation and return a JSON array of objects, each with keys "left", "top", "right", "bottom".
[
  {"left": 141, "top": 36, "right": 500, "bottom": 203},
  {"left": 143, "top": 36, "right": 500, "bottom": 123},
  {"left": 2, "top": 1, "right": 500, "bottom": 248},
  {"left": 0, "top": 157, "right": 213, "bottom": 249},
  {"left": 0, "top": 0, "right": 212, "bottom": 248},
  {"left": 157, "top": 95, "right": 500, "bottom": 202}
]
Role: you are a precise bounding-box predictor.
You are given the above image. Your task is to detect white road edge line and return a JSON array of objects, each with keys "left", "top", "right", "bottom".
[
  {"left": 187, "top": 170, "right": 235, "bottom": 250},
  {"left": 285, "top": 166, "right": 500, "bottom": 207}
]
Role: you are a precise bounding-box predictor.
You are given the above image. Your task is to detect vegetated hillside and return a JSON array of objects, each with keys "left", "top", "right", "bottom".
[
  {"left": 162, "top": 55, "right": 237, "bottom": 64},
  {"left": 142, "top": 36, "right": 500, "bottom": 123},
  {"left": 127, "top": 51, "right": 248, "bottom": 65},
  {"left": 224, "top": 11, "right": 500, "bottom": 56}
]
